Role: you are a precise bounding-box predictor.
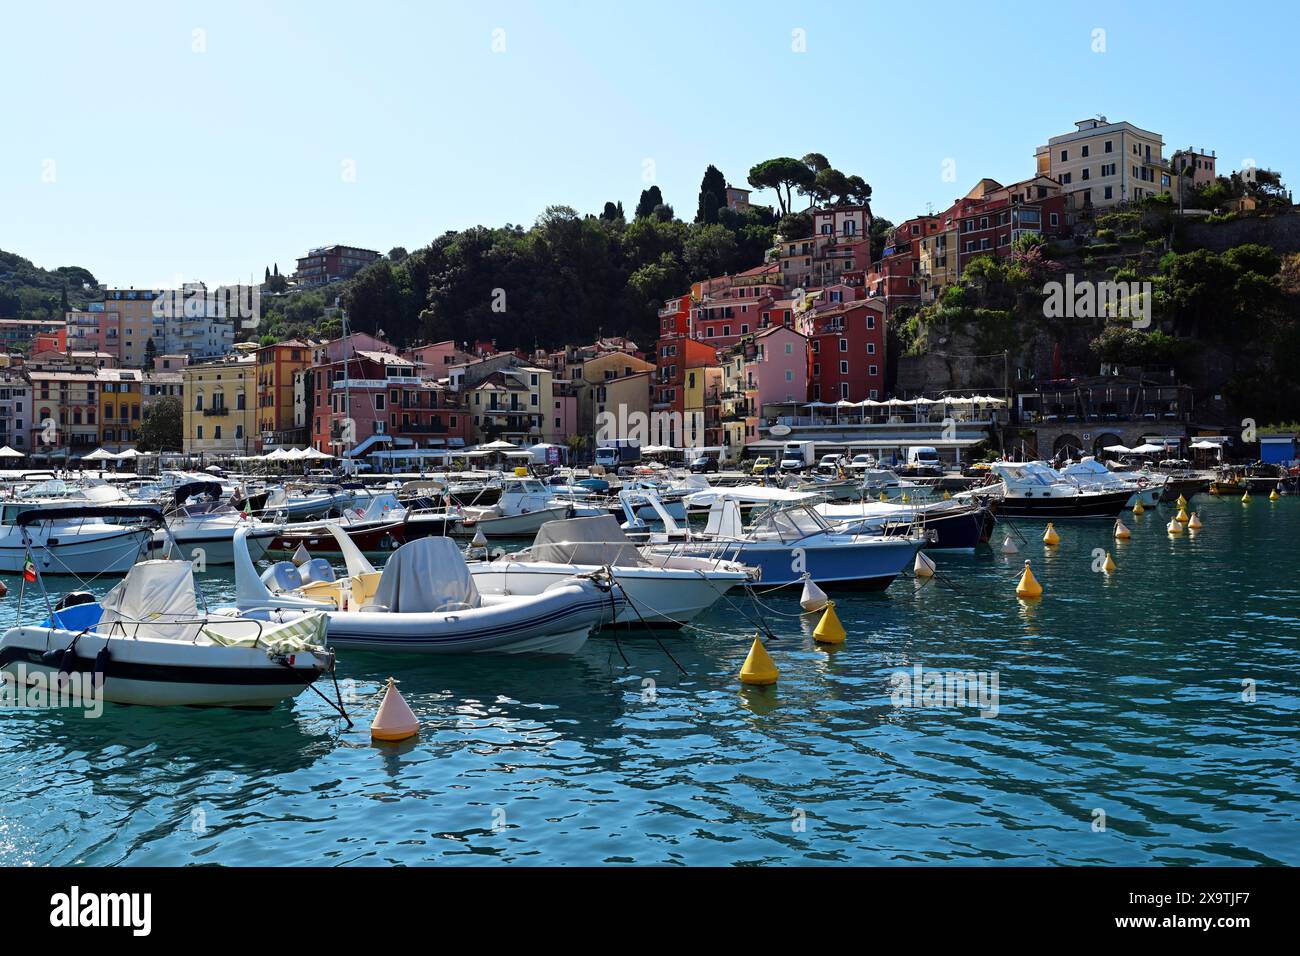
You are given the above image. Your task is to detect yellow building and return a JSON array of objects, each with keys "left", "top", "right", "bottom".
[
  {"left": 573, "top": 350, "right": 654, "bottom": 438},
  {"left": 917, "top": 225, "right": 959, "bottom": 300},
  {"left": 1035, "top": 116, "right": 1169, "bottom": 211},
  {"left": 182, "top": 350, "right": 258, "bottom": 458},
  {"left": 98, "top": 368, "right": 142, "bottom": 451},
  {"left": 467, "top": 364, "right": 555, "bottom": 444}
]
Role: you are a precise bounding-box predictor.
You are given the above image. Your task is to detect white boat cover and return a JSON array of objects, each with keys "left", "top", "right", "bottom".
[
  {"left": 98, "top": 560, "right": 203, "bottom": 642},
  {"left": 372, "top": 537, "right": 481, "bottom": 612},
  {"left": 530, "top": 515, "right": 645, "bottom": 567}
]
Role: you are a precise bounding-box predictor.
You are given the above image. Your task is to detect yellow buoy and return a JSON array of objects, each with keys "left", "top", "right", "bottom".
[
  {"left": 371, "top": 677, "right": 419, "bottom": 742},
  {"left": 943, "top": 490, "right": 951, "bottom": 500},
  {"left": 1176, "top": 494, "right": 1188, "bottom": 509},
  {"left": 901, "top": 493, "right": 910, "bottom": 503},
  {"left": 813, "top": 602, "right": 847, "bottom": 645},
  {"left": 1042, "top": 522, "right": 1060, "bottom": 546},
  {"left": 1188, "top": 511, "right": 1203, "bottom": 530},
  {"left": 1102, "top": 551, "right": 1116, "bottom": 574},
  {"left": 739, "top": 636, "right": 779, "bottom": 684},
  {"left": 878, "top": 491, "right": 887, "bottom": 502},
  {"left": 1114, "top": 519, "right": 1131, "bottom": 540},
  {"left": 1132, "top": 500, "right": 1145, "bottom": 515},
  {"left": 1175, "top": 507, "right": 1189, "bottom": 523},
  {"left": 1167, "top": 518, "right": 1184, "bottom": 535},
  {"left": 914, "top": 551, "right": 936, "bottom": 578},
  {"left": 1016, "top": 560, "right": 1043, "bottom": 599},
  {"left": 1269, "top": 488, "right": 1280, "bottom": 501},
  {"left": 1241, "top": 491, "right": 1251, "bottom": 504}
]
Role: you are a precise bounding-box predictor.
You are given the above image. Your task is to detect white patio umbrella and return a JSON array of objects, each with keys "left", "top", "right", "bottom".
[
  {"left": 1131, "top": 443, "right": 1163, "bottom": 454},
  {"left": 301, "top": 447, "right": 334, "bottom": 459},
  {"left": 115, "top": 447, "right": 140, "bottom": 459},
  {"left": 1102, "top": 444, "right": 1132, "bottom": 454},
  {"left": 478, "top": 440, "right": 519, "bottom": 451},
  {"left": 81, "top": 448, "right": 116, "bottom": 461},
  {"left": 0, "top": 446, "right": 23, "bottom": 458},
  {"left": 264, "top": 447, "right": 291, "bottom": 461}
]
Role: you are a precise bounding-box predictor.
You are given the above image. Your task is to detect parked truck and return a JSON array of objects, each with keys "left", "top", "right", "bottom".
[
  {"left": 779, "top": 440, "right": 817, "bottom": 471},
  {"left": 595, "top": 439, "right": 641, "bottom": 469},
  {"left": 903, "top": 445, "right": 943, "bottom": 476}
]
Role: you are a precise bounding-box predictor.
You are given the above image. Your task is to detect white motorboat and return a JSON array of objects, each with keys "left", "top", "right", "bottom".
[
  {"left": 646, "top": 497, "right": 923, "bottom": 590},
  {"left": 262, "top": 485, "right": 356, "bottom": 521},
  {"left": 153, "top": 480, "right": 280, "bottom": 565},
  {"left": 0, "top": 559, "right": 332, "bottom": 708},
  {"left": 0, "top": 503, "right": 159, "bottom": 576},
  {"left": 232, "top": 528, "right": 616, "bottom": 654},
  {"left": 1058, "top": 457, "right": 1164, "bottom": 508},
  {"left": 454, "top": 478, "right": 573, "bottom": 537},
  {"left": 469, "top": 515, "right": 752, "bottom": 627}
]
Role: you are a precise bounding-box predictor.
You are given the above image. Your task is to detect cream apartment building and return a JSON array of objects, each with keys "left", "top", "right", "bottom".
[{"left": 1035, "top": 117, "right": 1169, "bottom": 211}]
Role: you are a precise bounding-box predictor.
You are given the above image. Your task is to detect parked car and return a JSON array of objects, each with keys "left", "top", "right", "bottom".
[
  {"left": 750, "top": 456, "right": 775, "bottom": 475},
  {"left": 690, "top": 455, "right": 719, "bottom": 474}
]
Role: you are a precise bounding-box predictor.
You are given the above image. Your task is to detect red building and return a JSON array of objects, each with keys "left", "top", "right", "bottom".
[
  {"left": 292, "top": 245, "right": 381, "bottom": 289},
  {"left": 953, "top": 175, "right": 1068, "bottom": 272},
  {"left": 798, "top": 295, "right": 887, "bottom": 403}
]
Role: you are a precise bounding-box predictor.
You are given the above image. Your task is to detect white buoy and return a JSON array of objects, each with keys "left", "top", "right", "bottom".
[
  {"left": 1001, "top": 535, "right": 1019, "bottom": 554},
  {"left": 914, "top": 551, "right": 936, "bottom": 578},
  {"left": 800, "top": 575, "right": 829, "bottom": 613},
  {"left": 292, "top": 542, "right": 311, "bottom": 566},
  {"left": 471, "top": 528, "right": 488, "bottom": 549}
]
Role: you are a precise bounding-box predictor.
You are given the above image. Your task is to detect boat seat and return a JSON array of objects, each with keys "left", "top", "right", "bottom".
[
  {"left": 350, "top": 571, "right": 383, "bottom": 609},
  {"left": 298, "top": 579, "right": 343, "bottom": 609}
]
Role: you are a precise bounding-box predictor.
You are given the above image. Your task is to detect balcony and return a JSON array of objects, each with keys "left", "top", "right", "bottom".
[{"left": 202, "top": 406, "right": 230, "bottom": 417}]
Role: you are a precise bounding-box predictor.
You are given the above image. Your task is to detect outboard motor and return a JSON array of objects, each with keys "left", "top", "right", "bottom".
[
  {"left": 260, "top": 561, "right": 304, "bottom": 594},
  {"left": 297, "top": 558, "right": 336, "bottom": 587}
]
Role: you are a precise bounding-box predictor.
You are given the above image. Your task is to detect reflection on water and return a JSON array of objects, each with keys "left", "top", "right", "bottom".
[{"left": 0, "top": 501, "right": 1297, "bottom": 865}]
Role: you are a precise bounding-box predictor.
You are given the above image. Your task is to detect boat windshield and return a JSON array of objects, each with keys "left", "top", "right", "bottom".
[{"left": 751, "top": 505, "right": 831, "bottom": 541}]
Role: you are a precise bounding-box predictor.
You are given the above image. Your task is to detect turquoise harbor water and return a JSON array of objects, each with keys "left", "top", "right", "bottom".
[{"left": 1, "top": 497, "right": 1297, "bottom": 866}]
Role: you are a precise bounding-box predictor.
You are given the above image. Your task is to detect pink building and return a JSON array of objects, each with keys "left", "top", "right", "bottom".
[
  {"left": 746, "top": 325, "right": 809, "bottom": 409},
  {"left": 404, "top": 340, "right": 474, "bottom": 379}
]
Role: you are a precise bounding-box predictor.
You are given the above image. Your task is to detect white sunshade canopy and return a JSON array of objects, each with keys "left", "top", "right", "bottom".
[
  {"left": 81, "top": 448, "right": 117, "bottom": 461},
  {"left": 0, "top": 446, "right": 24, "bottom": 458},
  {"left": 1131, "top": 443, "right": 1165, "bottom": 453},
  {"left": 1190, "top": 440, "right": 1223, "bottom": 450},
  {"left": 478, "top": 440, "right": 520, "bottom": 451},
  {"left": 1102, "top": 444, "right": 1132, "bottom": 453}
]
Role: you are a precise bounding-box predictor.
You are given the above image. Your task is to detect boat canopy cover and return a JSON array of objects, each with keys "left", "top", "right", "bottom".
[
  {"left": 14, "top": 505, "right": 164, "bottom": 527},
  {"left": 173, "top": 480, "right": 223, "bottom": 506},
  {"left": 685, "top": 485, "right": 820, "bottom": 508},
  {"left": 98, "top": 560, "right": 203, "bottom": 643},
  {"left": 372, "top": 536, "right": 481, "bottom": 613},
  {"left": 530, "top": 515, "right": 645, "bottom": 567}
]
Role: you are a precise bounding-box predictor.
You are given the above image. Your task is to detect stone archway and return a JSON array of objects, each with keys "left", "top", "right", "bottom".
[
  {"left": 1053, "top": 433, "right": 1085, "bottom": 459},
  {"left": 1093, "top": 432, "right": 1124, "bottom": 456}
]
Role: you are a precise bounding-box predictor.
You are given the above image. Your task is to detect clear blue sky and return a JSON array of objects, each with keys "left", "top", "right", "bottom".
[{"left": 2, "top": 0, "right": 1296, "bottom": 288}]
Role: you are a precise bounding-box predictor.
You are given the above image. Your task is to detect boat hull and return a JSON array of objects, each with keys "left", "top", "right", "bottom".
[
  {"left": 661, "top": 537, "right": 919, "bottom": 589},
  {"left": 0, "top": 628, "right": 327, "bottom": 708},
  {"left": 0, "top": 528, "right": 154, "bottom": 575},
  {"left": 267, "top": 521, "right": 408, "bottom": 556},
  {"left": 981, "top": 488, "right": 1131, "bottom": 518},
  {"left": 471, "top": 562, "right": 742, "bottom": 627},
  {"left": 303, "top": 582, "right": 608, "bottom": 654},
  {"left": 455, "top": 505, "right": 572, "bottom": 538}
]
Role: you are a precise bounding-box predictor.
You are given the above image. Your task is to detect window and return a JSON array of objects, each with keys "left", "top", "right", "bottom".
[
  {"left": 867, "top": 342, "right": 876, "bottom": 355},
  {"left": 867, "top": 315, "right": 876, "bottom": 329},
  {"left": 213, "top": 426, "right": 222, "bottom": 440},
  {"left": 1059, "top": 149, "right": 1068, "bottom": 162},
  {"left": 1081, "top": 168, "right": 1090, "bottom": 181},
  {"left": 235, "top": 424, "right": 243, "bottom": 439},
  {"left": 1050, "top": 212, "right": 1059, "bottom": 227},
  {"left": 785, "top": 370, "right": 793, "bottom": 382},
  {"left": 839, "top": 338, "right": 848, "bottom": 352},
  {"left": 1104, "top": 140, "right": 1113, "bottom": 153},
  {"left": 1081, "top": 145, "right": 1089, "bottom": 157},
  {"left": 375, "top": 394, "right": 385, "bottom": 410},
  {"left": 869, "top": 365, "right": 878, "bottom": 376},
  {"left": 196, "top": 425, "right": 203, "bottom": 439},
  {"left": 784, "top": 343, "right": 793, "bottom": 354},
  {"left": 1104, "top": 186, "right": 1113, "bottom": 200},
  {"left": 839, "top": 360, "right": 848, "bottom": 374}
]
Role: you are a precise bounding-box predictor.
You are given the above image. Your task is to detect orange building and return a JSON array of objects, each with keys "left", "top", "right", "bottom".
[{"left": 255, "top": 340, "right": 310, "bottom": 448}]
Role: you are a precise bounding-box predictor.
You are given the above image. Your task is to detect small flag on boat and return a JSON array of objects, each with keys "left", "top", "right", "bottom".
[{"left": 22, "top": 554, "right": 37, "bottom": 583}]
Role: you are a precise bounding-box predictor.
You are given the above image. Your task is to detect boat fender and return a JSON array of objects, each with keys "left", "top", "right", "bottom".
[
  {"left": 93, "top": 647, "right": 110, "bottom": 677},
  {"left": 40, "top": 648, "right": 63, "bottom": 667},
  {"left": 58, "top": 647, "right": 78, "bottom": 676}
]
